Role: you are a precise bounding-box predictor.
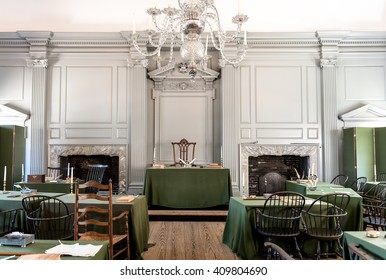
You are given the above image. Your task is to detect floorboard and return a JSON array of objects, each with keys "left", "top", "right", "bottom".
[{"left": 142, "top": 221, "right": 239, "bottom": 260}]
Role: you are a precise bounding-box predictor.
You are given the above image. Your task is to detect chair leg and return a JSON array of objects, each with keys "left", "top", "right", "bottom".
[
  {"left": 316, "top": 240, "right": 321, "bottom": 260},
  {"left": 294, "top": 237, "right": 302, "bottom": 260}
]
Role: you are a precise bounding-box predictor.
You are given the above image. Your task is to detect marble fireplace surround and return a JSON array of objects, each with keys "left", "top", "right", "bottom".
[
  {"left": 49, "top": 145, "right": 127, "bottom": 193},
  {"left": 239, "top": 143, "right": 319, "bottom": 196}
]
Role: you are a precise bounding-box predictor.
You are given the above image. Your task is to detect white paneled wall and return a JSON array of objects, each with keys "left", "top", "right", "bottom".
[{"left": 1, "top": 31, "right": 386, "bottom": 193}]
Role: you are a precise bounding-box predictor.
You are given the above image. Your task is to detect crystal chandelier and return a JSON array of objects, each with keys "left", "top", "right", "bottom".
[{"left": 131, "top": 0, "right": 248, "bottom": 78}]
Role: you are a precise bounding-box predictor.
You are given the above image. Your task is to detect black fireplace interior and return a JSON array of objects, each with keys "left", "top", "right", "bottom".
[
  {"left": 60, "top": 154, "right": 119, "bottom": 193},
  {"left": 248, "top": 155, "right": 310, "bottom": 195}
]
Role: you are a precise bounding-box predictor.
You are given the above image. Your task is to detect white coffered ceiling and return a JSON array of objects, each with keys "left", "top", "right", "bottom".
[{"left": 0, "top": 0, "right": 385, "bottom": 33}]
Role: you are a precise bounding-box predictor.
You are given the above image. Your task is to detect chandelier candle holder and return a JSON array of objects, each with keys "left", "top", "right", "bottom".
[{"left": 131, "top": 0, "right": 248, "bottom": 78}]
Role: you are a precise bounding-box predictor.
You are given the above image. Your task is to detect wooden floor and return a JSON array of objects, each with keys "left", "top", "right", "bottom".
[{"left": 142, "top": 221, "right": 240, "bottom": 260}]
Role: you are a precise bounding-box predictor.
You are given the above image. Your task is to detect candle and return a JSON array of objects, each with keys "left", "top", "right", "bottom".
[
  {"left": 221, "top": 145, "right": 223, "bottom": 159},
  {"left": 242, "top": 172, "right": 245, "bottom": 187},
  {"left": 21, "top": 164, "right": 24, "bottom": 176},
  {"left": 67, "top": 163, "right": 70, "bottom": 178},
  {"left": 70, "top": 167, "right": 73, "bottom": 184},
  {"left": 311, "top": 163, "right": 314, "bottom": 175},
  {"left": 3, "top": 166, "right": 6, "bottom": 181},
  {"left": 153, "top": 147, "right": 156, "bottom": 162}
]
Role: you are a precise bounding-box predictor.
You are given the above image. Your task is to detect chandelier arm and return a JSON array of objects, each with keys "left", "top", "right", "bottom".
[
  {"left": 205, "top": 13, "right": 242, "bottom": 43},
  {"left": 132, "top": 38, "right": 161, "bottom": 57},
  {"left": 219, "top": 47, "right": 247, "bottom": 66}
]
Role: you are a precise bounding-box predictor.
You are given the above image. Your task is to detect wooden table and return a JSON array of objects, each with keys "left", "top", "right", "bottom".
[
  {"left": 0, "top": 240, "right": 109, "bottom": 260},
  {"left": 285, "top": 180, "right": 363, "bottom": 230},
  {"left": 58, "top": 194, "right": 149, "bottom": 260},
  {"left": 144, "top": 167, "right": 232, "bottom": 208},
  {"left": 342, "top": 231, "right": 386, "bottom": 260}
]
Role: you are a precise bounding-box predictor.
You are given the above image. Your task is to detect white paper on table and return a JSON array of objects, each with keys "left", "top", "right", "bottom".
[{"left": 45, "top": 243, "right": 103, "bottom": 257}]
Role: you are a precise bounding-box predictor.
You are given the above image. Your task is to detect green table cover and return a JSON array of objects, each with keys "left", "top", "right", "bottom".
[
  {"left": 0, "top": 239, "right": 109, "bottom": 260},
  {"left": 342, "top": 231, "right": 386, "bottom": 260},
  {"left": 14, "top": 182, "right": 71, "bottom": 193},
  {"left": 286, "top": 180, "right": 363, "bottom": 230},
  {"left": 144, "top": 167, "right": 232, "bottom": 208},
  {"left": 59, "top": 194, "right": 149, "bottom": 260}
]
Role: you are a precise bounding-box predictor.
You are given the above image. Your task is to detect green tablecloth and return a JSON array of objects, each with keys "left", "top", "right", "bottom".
[
  {"left": 342, "top": 231, "right": 386, "bottom": 260},
  {"left": 144, "top": 167, "right": 232, "bottom": 208},
  {"left": 0, "top": 240, "right": 109, "bottom": 260},
  {"left": 14, "top": 182, "right": 71, "bottom": 193},
  {"left": 59, "top": 194, "right": 149, "bottom": 260},
  {"left": 286, "top": 180, "right": 363, "bottom": 230}
]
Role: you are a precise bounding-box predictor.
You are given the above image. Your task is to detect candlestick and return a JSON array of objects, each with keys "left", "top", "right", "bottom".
[
  {"left": 70, "top": 167, "right": 74, "bottom": 194},
  {"left": 220, "top": 145, "right": 223, "bottom": 167},
  {"left": 21, "top": 163, "right": 24, "bottom": 182}
]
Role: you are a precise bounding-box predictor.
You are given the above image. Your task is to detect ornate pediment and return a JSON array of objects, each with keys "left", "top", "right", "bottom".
[
  {"left": 339, "top": 104, "right": 386, "bottom": 127},
  {"left": 0, "top": 104, "right": 29, "bottom": 126},
  {"left": 148, "top": 62, "right": 219, "bottom": 91}
]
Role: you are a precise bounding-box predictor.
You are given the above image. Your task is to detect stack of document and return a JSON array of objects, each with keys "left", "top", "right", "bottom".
[{"left": 45, "top": 243, "right": 102, "bottom": 257}]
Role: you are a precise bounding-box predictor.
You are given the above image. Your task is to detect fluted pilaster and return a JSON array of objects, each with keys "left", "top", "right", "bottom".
[
  {"left": 221, "top": 62, "right": 239, "bottom": 193},
  {"left": 317, "top": 31, "right": 349, "bottom": 181},
  {"left": 128, "top": 59, "right": 148, "bottom": 190},
  {"left": 29, "top": 64, "right": 47, "bottom": 174}
]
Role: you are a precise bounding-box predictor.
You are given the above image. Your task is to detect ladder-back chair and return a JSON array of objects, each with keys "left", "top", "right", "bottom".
[{"left": 74, "top": 180, "right": 130, "bottom": 260}]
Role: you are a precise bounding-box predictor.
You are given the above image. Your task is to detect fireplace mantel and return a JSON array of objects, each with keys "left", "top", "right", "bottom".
[
  {"left": 49, "top": 145, "right": 126, "bottom": 193},
  {"left": 239, "top": 143, "right": 320, "bottom": 196}
]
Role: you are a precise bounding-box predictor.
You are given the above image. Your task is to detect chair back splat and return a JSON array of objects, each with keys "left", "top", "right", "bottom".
[
  {"left": 301, "top": 193, "right": 350, "bottom": 259},
  {"left": 0, "top": 208, "right": 22, "bottom": 236},
  {"left": 255, "top": 191, "right": 305, "bottom": 259},
  {"left": 85, "top": 164, "right": 108, "bottom": 193},
  {"left": 21, "top": 195, "right": 74, "bottom": 240},
  {"left": 330, "top": 174, "right": 349, "bottom": 186},
  {"left": 74, "top": 180, "right": 130, "bottom": 260},
  {"left": 171, "top": 138, "right": 196, "bottom": 166}
]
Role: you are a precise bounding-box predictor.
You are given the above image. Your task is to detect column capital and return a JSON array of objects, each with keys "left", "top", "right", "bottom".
[
  {"left": 320, "top": 58, "right": 337, "bottom": 68},
  {"left": 316, "top": 31, "right": 350, "bottom": 67},
  {"left": 26, "top": 58, "right": 48, "bottom": 68}
]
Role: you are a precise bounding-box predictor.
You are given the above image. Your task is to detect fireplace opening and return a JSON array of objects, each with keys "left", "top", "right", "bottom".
[
  {"left": 248, "top": 155, "right": 310, "bottom": 195},
  {"left": 60, "top": 155, "right": 119, "bottom": 193}
]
